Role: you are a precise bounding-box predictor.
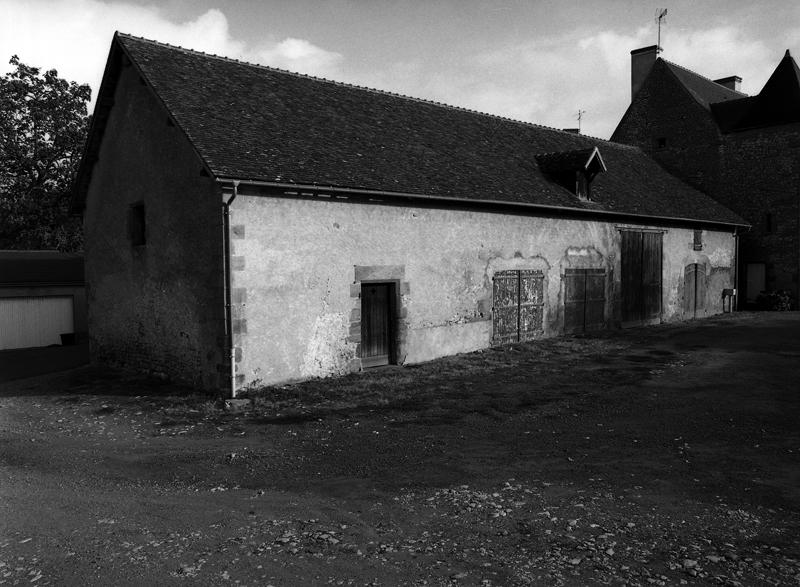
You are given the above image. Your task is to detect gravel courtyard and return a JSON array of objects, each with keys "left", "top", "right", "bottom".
[{"left": 1, "top": 312, "right": 799, "bottom": 586}]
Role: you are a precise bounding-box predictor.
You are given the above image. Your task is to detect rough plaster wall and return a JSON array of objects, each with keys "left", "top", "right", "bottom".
[
  {"left": 83, "top": 64, "right": 223, "bottom": 389},
  {"left": 661, "top": 228, "right": 736, "bottom": 320},
  {"left": 230, "top": 195, "right": 735, "bottom": 387}
]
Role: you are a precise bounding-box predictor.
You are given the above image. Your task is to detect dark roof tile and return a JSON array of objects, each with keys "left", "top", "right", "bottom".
[{"left": 75, "top": 33, "right": 745, "bottom": 226}]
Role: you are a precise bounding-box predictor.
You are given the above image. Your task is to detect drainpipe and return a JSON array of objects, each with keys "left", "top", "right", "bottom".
[
  {"left": 222, "top": 181, "right": 239, "bottom": 398},
  {"left": 733, "top": 228, "right": 740, "bottom": 311}
]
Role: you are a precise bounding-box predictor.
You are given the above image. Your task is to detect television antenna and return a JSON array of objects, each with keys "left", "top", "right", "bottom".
[{"left": 655, "top": 8, "right": 667, "bottom": 53}]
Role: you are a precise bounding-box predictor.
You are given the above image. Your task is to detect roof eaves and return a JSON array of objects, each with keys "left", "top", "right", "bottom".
[{"left": 215, "top": 176, "right": 749, "bottom": 230}]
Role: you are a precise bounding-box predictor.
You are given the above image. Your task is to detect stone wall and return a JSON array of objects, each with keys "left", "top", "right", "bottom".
[{"left": 83, "top": 63, "right": 225, "bottom": 389}]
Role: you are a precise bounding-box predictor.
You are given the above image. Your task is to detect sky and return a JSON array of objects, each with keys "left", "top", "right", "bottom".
[{"left": 2, "top": 0, "right": 799, "bottom": 139}]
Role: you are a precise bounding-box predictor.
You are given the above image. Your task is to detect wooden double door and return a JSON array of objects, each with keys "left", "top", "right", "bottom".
[
  {"left": 564, "top": 268, "right": 606, "bottom": 333},
  {"left": 621, "top": 230, "right": 663, "bottom": 324},
  {"left": 492, "top": 270, "right": 544, "bottom": 344},
  {"left": 684, "top": 263, "right": 707, "bottom": 318}
]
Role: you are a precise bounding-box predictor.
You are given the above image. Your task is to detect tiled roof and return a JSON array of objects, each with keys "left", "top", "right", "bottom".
[
  {"left": 662, "top": 51, "right": 800, "bottom": 132},
  {"left": 662, "top": 60, "right": 745, "bottom": 109},
  {"left": 733, "top": 50, "right": 800, "bottom": 129},
  {"left": 74, "top": 33, "right": 745, "bottom": 226}
]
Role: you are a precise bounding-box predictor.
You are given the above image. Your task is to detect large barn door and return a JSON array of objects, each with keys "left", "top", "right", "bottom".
[
  {"left": 564, "top": 269, "right": 606, "bottom": 333},
  {"left": 493, "top": 270, "right": 544, "bottom": 344},
  {"left": 361, "top": 283, "right": 394, "bottom": 367},
  {"left": 621, "top": 231, "right": 662, "bottom": 323}
]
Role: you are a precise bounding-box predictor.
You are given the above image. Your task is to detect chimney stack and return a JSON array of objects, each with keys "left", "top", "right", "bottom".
[
  {"left": 714, "top": 75, "right": 742, "bottom": 92},
  {"left": 630, "top": 45, "right": 661, "bottom": 99}
]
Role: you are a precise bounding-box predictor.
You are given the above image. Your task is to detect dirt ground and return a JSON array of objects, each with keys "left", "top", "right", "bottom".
[{"left": 1, "top": 312, "right": 799, "bottom": 586}]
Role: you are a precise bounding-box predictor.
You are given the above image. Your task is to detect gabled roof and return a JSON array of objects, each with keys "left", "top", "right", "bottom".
[
  {"left": 733, "top": 50, "right": 800, "bottom": 129},
  {"left": 662, "top": 60, "right": 746, "bottom": 109},
  {"left": 535, "top": 147, "right": 606, "bottom": 175},
  {"left": 656, "top": 50, "right": 800, "bottom": 132},
  {"left": 73, "top": 33, "right": 746, "bottom": 227}
]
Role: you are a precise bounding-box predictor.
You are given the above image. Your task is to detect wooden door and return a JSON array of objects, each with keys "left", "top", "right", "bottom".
[
  {"left": 493, "top": 270, "right": 544, "bottom": 344},
  {"left": 519, "top": 270, "right": 545, "bottom": 341},
  {"left": 361, "top": 283, "right": 393, "bottom": 367},
  {"left": 684, "top": 263, "right": 708, "bottom": 318},
  {"left": 564, "top": 269, "right": 606, "bottom": 333},
  {"left": 621, "top": 231, "right": 662, "bottom": 323}
]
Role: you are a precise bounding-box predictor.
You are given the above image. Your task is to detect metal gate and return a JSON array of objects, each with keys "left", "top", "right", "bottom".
[
  {"left": 621, "top": 230, "right": 663, "bottom": 323},
  {"left": 683, "top": 263, "right": 708, "bottom": 318},
  {"left": 493, "top": 270, "right": 544, "bottom": 344},
  {"left": 564, "top": 268, "right": 606, "bottom": 333}
]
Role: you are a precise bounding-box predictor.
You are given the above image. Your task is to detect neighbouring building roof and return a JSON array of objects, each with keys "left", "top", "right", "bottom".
[
  {"left": 0, "top": 251, "right": 84, "bottom": 286},
  {"left": 73, "top": 33, "right": 746, "bottom": 227},
  {"left": 662, "top": 50, "right": 800, "bottom": 132},
  {"left": 662, "top": 60, "right": 746, "bottom": 109}
]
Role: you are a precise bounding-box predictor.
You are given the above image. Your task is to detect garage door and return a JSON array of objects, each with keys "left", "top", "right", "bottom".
[{"left": 0, "top": 296, "right": 74, "bottom": 350}]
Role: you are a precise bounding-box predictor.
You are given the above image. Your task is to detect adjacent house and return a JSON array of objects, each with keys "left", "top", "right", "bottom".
[
  {"left": 613, "top": 46, "right": 800, "bottom": 308},
  {"left": 72, "top": 33, "right": 746, "bottom": 395},
  {"left": 0, "top": 250, "right": 86, "bottom": 349}
]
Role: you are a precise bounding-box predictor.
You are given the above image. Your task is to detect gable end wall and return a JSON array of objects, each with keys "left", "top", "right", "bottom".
[{"left": 83, "top": 62, "right": 224, "bottom": 389}]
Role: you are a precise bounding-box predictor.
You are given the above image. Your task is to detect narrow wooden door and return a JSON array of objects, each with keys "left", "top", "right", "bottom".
[
  {"left": 684, "top": 263, "right": 708, "bottom": 318},
  {"left": 361, "top": 283, "right": 393, "bottom": 367}
]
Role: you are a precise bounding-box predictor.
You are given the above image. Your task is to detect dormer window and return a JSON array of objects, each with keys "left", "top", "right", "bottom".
[{"left": 535, "top": 146, "right": 607, "bottom": 202}]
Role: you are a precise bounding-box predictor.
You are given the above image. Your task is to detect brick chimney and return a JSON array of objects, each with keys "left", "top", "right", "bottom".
[
  {"left": 714, "top": 75, "right": 742, "bottom": 92},
  {"left": 631, "top": 45, "right": 661, "bottom": 99}
]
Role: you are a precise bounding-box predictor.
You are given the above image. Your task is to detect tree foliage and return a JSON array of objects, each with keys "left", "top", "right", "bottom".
[{"left": 0, "top": 56, "right": 90, "bottom": 251}]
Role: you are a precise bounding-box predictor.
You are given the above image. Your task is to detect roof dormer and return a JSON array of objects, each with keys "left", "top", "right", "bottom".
[{"left": 535, "top": 146, "right": 607, "bottom": 201}]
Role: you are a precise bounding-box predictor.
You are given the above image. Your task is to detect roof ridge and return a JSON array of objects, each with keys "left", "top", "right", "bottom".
[
  {"left": 660, "top": 57, "right": 748, "bottom": 97},
  {"left": 115, "top": 31, "right": 613, "bottom": 142}
]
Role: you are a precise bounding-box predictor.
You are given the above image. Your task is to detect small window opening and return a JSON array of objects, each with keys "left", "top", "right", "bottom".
[
  {"left": 656, "top": 137, "right": 667, "bottom": 149},
  {"left": 765, "top": 212, "right": 774, "bottom": 234},
  {"left": 130, "top": 202, "right": 146, "bottom": 246},
  {"left": 693, "top": 229, "right": 703, "bottom": 251}
]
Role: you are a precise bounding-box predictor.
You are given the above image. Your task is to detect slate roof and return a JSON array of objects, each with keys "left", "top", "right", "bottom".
[
  {"left": 662, "top": 60, "right": 746, "bottom": 109},
  {"left": 0, "top": 251, "right": 84, "bottom": 286},
  {"left": 660, "top": 51, "right": 800, "bottom": 132},
  {"left": 73, "top": 33, "right": 745, "bottom": 227}
]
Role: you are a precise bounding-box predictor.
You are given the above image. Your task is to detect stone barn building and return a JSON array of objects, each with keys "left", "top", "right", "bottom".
[
  {"left": 613, "top": 46, "right": 800, "bottom": 308},
  {"left": 73, "top": 33, "right": 745, "bottom": 395}
]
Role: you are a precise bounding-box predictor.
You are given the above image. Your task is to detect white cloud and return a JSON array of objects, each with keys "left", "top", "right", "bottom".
[{"left": 0, "top": 0, "right": 342, "bottom": 106}]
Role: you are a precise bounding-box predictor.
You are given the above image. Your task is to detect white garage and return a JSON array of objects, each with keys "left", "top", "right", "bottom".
[
  {"left": 0, "top": 251, "right": 87, "bottom": 350},
  {"left": 0, "top": 296, "right": 75, "bottom": 350}
]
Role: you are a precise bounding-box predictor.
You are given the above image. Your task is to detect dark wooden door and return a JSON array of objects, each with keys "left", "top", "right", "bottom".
[
  {"left": 493, "top": 270, "right": 544, "bottom": 343},
  {"left": 621, "top": 231, "right": 662, "bottom": 323},
  {"left": 361, "top": 283, "right": 392, "bottom": 367},
  {"left": 683, "top": 263, "right": 707, "bottom": 318},
  {"left": 564, "top": 268, "right": 606, "bottom": 333}
]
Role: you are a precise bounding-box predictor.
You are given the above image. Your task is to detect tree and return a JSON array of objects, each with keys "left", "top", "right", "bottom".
[{"left": 0, "top": 56, "right": 90, "bottom": 251}]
